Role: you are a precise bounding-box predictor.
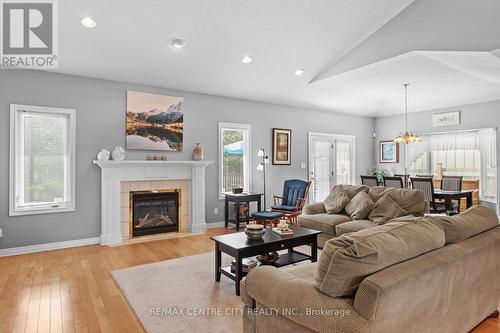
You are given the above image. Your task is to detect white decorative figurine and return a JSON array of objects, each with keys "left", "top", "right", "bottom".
[
  {"left": 278, "top": 220, "right": 289, "bottom": 231},
  {"left": 111, "top": 146, "right": 125, "bottom": 161},
  {"left": 97, "top": 149, "right": 110, "bottom": 161}
]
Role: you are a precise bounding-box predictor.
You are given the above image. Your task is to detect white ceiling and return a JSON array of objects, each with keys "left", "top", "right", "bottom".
[{"left": 50, "top": 0, "right": 500, "bottom": 117}]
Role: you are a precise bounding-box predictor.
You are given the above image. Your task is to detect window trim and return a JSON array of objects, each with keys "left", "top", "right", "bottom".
[
  {"left": 218, "top": 122, "right": 252, "bottom": 200},
  {"left": 9, "top": 104, "right": 76, "bottom": 216}
]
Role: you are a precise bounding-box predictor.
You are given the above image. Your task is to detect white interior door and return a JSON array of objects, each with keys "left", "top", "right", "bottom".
[
  {"left": 308, "top": 133, "right": 355, "bottom": 203},
  {"left": 309, "top": 136, "right": 334, "bottom": 203},
  {"left": 335, "top": 140, "right": 352, "bottom": 185}
]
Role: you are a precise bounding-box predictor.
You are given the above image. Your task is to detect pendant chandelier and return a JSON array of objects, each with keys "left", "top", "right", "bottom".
[{"left": 394, "top": 83, "right": 422, "bottom": 144}]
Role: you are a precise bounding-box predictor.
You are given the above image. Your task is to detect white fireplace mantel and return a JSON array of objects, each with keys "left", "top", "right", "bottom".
[{"left": 93, "top": 159, "right": 214, "bottom": 245}]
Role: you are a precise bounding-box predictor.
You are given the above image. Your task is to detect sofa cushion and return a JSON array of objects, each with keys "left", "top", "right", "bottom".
[
  {"left": 323, "top": 185, "right": 350, "bottom": 214},
  {"left": 368, "top": 195, "right": 408, "bottom": 224},
  {"left": 423, "top": 205, "right": 499, "bottom": 244},
  {"left": 368, "top": 186, "right": 426, "bottom": 216},
  {"left": 335, "top": 220, "right": 378, "bottom": 236},
  {"left": 302, "top": 202, "right": 326, "bottom": 215},
  {"left": 314, "top": 220, "right": 445, "bottom": 297},
  {"left": 282, "top": 262, "right": 318, "bottom": 284},
  {"left": 298, "top": 213, "right": 352, "bottom": 235},
  {"left": 336, "top": 215, "right": 418, "bottom": 237},
  {"left": 345, "top": 192, "right": 374, "bottom": 220}
]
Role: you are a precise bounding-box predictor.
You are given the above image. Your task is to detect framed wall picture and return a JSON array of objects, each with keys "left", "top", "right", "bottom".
[
  {"left": 432, "top": 111, "right": 460, "bottom": 127},
  {"left": 126, "top": 91, "right": 184, "bottom": 151},
  {"left": 272, "top": 128, "right": 291, "bottom": 165},
  {"left": 379, "top": 141, "right": 399, "bottom": 163}
]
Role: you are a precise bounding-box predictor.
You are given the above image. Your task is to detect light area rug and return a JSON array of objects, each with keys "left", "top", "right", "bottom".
[{"left": 112, "top": 246, "right": 317, "bottom": 333}]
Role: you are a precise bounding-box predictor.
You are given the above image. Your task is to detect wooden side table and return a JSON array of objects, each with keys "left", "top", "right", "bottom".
[{"left": 224, "top": 193, "right": 263, "bottom": 231}]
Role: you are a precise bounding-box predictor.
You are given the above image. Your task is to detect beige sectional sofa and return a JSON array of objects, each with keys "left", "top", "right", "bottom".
[
  {"left": 241, "top": 206, "right": 500, "bottom": 333},
  {"left": 298, "top": 185, "right": 426, "bottom": 247}
]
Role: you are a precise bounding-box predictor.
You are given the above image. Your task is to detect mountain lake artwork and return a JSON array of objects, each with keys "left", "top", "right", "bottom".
[{"left": 126, "top": 91, "right": 184, "bottom": 151}]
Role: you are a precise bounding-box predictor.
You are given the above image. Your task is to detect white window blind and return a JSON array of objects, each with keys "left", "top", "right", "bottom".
[{"left": 10, "top": 105, "right": 76, "bottom": 216}]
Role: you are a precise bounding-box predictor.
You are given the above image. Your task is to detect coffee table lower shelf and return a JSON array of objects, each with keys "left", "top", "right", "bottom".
[
  {"left": 211, "top": 225, "right": 321, "bottom": 295},
  {"left": 220, "top": 251, "right": 310, "bottom": 279}
]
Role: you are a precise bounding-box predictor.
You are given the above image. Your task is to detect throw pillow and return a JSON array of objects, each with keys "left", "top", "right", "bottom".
[
  {"left": 323, "top": 185, "right": 350, "bottom": 214},
  {"left": 368, "top": 195, "right": 408, "bottom": 224},
  {"left": 341, "top": 185, "right": 369, "bottom": 199},
  {"left": 345, "top": 191, "right": 373, "bottom": 220},
  {"left": 314, "top": 221, "right": 445, "bottom": 297},
  {"left": 367, "top": 187, "right": 426, "bottom": 216}
]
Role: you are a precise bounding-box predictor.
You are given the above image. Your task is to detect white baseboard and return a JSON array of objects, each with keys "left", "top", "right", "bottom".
[
  {"left": 206, "top": 221, "right": 225, "bottom": 229},
  {"left": 100, "top": 233, "right": 123, "bottom": 246},
  {"left": 0, "top": 222, "right": 229, "bottom": 257},
  {"left": 0, "top": 237, "right": 100, "bottom": 257}
]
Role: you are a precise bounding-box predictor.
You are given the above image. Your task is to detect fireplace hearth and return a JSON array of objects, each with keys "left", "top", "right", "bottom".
[{"left": 130, "top": 190, "right": 180, "bottom": 237}]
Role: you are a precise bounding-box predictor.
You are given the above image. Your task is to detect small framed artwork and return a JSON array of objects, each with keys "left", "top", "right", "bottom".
[
  {"left": 432, "top": 111, "right": 460, "bottom": 127},
  {"left": 272, "top": 128, "right": 291, "bottom": 165},
  {"left": 379, "top": 141, "right": 399, "bottom": 163}
]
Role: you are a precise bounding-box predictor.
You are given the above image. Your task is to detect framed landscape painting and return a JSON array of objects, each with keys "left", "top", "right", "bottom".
[
  {"left": 272, "top": 128, "right": 291, "bottom": 165},
  {"left": 379, "top": 141, "right": 399, "bottom": 163},
  {"left": 126, "top": 91, "right": 183, "bottom": 151}
]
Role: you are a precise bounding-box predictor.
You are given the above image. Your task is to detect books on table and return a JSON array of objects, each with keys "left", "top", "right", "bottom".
[
  {"left": 230, "top": 258, "right": 257, "bottom": 273},
  {"left": 272, "top": 227, "right": 294, "bottom": 236}
]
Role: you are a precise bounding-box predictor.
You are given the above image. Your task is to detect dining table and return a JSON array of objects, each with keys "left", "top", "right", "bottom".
[{"left": 433, "top": 189, "right": 474, "bottom": 211}]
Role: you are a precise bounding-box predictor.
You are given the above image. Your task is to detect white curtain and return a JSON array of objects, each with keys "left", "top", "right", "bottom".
[
  {"left": 408, "top": 128, "right": 497, "bottom": 200},
  {"left": 478, "top": 128, "right": 497, "bottom": 171}
]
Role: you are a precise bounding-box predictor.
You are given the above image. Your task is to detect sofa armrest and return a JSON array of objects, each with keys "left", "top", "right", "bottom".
[
  {"left": 245, "top": 266, "right": 370, "bottom": 332},
  {"left": 302, "top": 202, "right": 326, "bottom": 215}
]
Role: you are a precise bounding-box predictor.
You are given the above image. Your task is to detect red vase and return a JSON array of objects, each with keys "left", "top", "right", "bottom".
[{"left": 193, "top": 143, "right": 204, "bottom": 161}]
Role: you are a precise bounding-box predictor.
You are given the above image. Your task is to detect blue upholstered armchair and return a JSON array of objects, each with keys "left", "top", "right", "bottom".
[{"left": 271, "top": 179, "right": 311, "bottom": 223}]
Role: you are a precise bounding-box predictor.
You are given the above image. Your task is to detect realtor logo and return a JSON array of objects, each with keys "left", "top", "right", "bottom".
[{"left": 1, "top": 0, "right": 58, "bottom": 68}]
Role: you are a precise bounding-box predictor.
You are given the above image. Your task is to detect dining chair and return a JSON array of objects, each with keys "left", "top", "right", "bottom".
[
  {"left": 394, "top": 173, "right": 410, "bottom": 188},
  {"left": 410, "top": 177, "right": 446, "bottom": 214},
  {"left": 441, "top": 176, "right": 463, "bottom": 191},
  {"left": 416, "top": 174, "right": 434, "bottom": 178},
  {"left": 439, "top": 175, "right": 463, "bottom": 212},
  {"left": 360, "top": 175, "right": 379, "bottom": 187},
  {"left": 383, "top": 176, "right": 404, "bottom": 188}
]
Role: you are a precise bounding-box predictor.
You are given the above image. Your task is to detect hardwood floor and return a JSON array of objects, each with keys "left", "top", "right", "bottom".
[{"left": 0, "top": 227, "right": 498, "bottom": 333}]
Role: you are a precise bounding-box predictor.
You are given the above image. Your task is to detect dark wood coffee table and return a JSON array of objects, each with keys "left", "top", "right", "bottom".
[{"left": 210, "top": 225, "right": 322, "bottom": 295}]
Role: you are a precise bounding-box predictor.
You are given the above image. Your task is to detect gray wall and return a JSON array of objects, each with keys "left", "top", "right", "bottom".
[
  {"left": 374, "top": 99, "right": 500, "bottom": 209},
  {"left": 0, "top": 70, "right": 374, "bottom": 248}
]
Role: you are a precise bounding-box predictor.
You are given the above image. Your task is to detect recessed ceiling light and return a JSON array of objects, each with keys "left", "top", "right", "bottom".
[
  {"left": 81, "top": 16, "right": 96, "bottom": 28},
  {"left": 294, "top": 68, "right": 305, "bottom": 76},
  {"left": 171, "top": 39, "right": 186, "bottom": 49},
  {"left": 241, "top": 55, "right": 253, "bottom": 64}
]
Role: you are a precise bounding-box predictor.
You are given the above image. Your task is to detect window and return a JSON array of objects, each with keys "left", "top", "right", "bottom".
[
  {"left": 219, "top": 122, "right": 251, "bottom": 199},
  {"left": 10, "top": 104, "right": 76, "bottom": 216},
  {"left": 408, "top": 128, "right": 497, "bottom": 201}
]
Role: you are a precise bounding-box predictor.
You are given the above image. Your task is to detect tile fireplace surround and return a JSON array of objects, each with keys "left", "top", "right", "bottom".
[
  {"left": 93, "top": 160, "right": 213, "bottom": 245},
  {"left": 121, "top": 180, "right": 189, "bottom": 239}
]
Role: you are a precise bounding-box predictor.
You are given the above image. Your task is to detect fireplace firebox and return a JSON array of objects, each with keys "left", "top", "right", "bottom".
[{"left": 130, "top": 190, "right": 180, "bottom": 237}]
